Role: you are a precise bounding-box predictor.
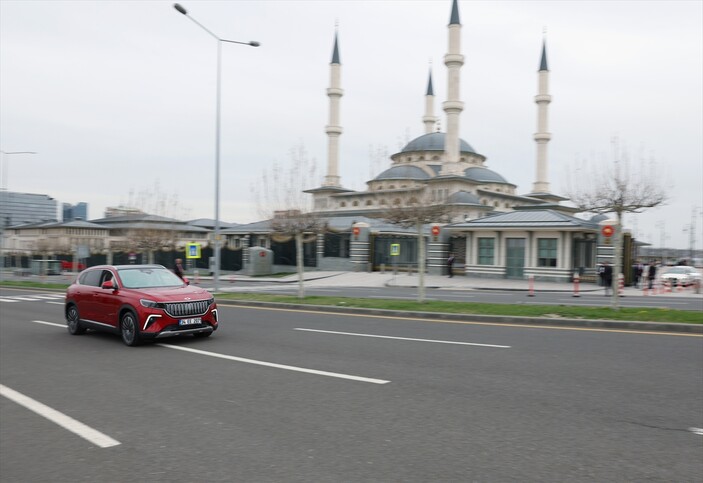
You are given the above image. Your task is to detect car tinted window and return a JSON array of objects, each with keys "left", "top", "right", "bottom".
[
  {"left": 117, "top": 267, "right": 184, "bottom": 289},
  {"left": 79, "top": 269, "right": 102, "bottom": 287}
]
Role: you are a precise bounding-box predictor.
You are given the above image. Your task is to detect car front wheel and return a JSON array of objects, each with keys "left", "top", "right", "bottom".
[
  {"left": 120, "top": 311, "right": 141, "bottom": 346},
  {"left": 66, "top": 305, "right": 86, "bottom": 335}
]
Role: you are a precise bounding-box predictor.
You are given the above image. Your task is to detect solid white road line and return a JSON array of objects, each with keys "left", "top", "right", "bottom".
[
  {"left": 5, "top": 296, "right": 40, "bottom": 301},
  {"left": 0, "top": 384, "right": 121, "bottom": 448},
  {"left": 32, "top": 294, "right": 65, "bottom": 299},
  {"left": 0, "top": 298, "right": 19, "bottom": 303},
  {"left": 32, "top": 320, "right": 65, "bottom": 328},
  {"left": 295, "top": 328, "right": 511, "bottom": 348},
  {"left": 156, "top": 344, "right": 390, "bottom": 385},
  {"left": 45, "top": 301, "right": 64, "bottom": 306}
]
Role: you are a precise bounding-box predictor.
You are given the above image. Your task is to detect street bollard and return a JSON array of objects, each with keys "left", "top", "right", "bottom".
[
  {"left": 618, "top": 273, "right": 624, "bottom": 297},
  {"left": 527, "top": 274, "right": 535, "bottom": 297},
  {"left": 572, "top": 273, "right": 580, "bottom": 297}
]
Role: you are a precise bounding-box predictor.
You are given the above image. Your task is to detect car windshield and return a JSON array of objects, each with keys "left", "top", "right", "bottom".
[{"left": 117, "top": 267, "right": 184, "bottom": 289}]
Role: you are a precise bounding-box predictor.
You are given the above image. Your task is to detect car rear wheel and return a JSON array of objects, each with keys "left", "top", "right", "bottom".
[
  {"left": 66, "top": 305, "right": 86, "bottom": 335},
  {"left": 120, "top": 311, "right": 141, "bottom": 346}
]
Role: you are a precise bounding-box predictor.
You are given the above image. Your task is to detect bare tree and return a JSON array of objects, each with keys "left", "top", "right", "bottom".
[
  {"left": 253, "top": 143, "right": 324, "bottom": 299},
  {"left": 381, "top": 190, "right": 451, "bottom": 303},
  {"left": 566, "top": 138, "right": 666, "bottom": 309}
]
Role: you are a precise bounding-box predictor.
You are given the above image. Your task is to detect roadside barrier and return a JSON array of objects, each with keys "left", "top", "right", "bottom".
[{"left": 572, "top": 273, "right": 580, "bottom": 297}]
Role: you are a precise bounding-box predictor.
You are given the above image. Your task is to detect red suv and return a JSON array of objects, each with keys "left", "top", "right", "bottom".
[{"left": 65, "top": 264, "right": 218, "bottom": 346}]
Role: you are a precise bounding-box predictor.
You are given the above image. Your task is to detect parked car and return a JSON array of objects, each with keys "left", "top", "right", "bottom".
[
  {"left": 65, "top": 264, "right": 218, "bottom": 346},
  {"left": 659, "top": 266, "right": 702, "bottom": 287},
  {"left": 60, "top": 260, "right": 86, "bottom": 271}
]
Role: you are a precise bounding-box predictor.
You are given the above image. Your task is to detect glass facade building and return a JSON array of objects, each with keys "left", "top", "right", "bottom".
[
  {"left": 0, "top": 191, "right": 58, "bottom": 228},
  {"left": 63, "top": 202, "right": 88, "bottom": 221}
]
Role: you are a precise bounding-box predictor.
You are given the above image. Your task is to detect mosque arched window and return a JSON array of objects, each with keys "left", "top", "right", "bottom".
[
  {"left": 393, "top": 198, "right": 401, "bottom": 205},
  {"left": 388, "top": 184, "right": 395, "bottom": 189},
  {"left": 494, "top": 202, "right": 499, "bottom": 207},
  {"left": 366, "top": 200, "right": 373, "bottom": 206},
  {"left": 380, "top": 199, "right": 387, "bottom": 205},
  {"left": 352, "top": 201, "right": 359, "bottom": 207},
  {"left": 432, "top": 156, "right": 440, "bottom": 161},
  {"left": 340, "top": 202, "right": 346, "bottom": 208}
]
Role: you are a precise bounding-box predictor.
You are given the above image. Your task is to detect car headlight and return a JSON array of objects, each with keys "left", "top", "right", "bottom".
[
  {"left": 207, "top": 297, "right": 215, "bottom": 306},
  {"left": 140, "top": 299, "right": 163, "bottom": 309}
]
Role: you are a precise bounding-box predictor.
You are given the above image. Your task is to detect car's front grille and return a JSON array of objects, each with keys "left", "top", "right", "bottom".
[{"left": 164, "top": 300, "right": 210, "bottom": 318}]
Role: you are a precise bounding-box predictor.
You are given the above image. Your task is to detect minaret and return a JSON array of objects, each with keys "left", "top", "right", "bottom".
[
  {"left": 422, "top": 68, "right": 437, "bottom": 134},
  {"left": 323, "top": 32, "right": 343, "bottom": 187},
  {"left": 441, "top": 0, "right": 464, "bottom": 171},
  {"left": 532, "top": 38, "right": 552, "bottom": 193}
]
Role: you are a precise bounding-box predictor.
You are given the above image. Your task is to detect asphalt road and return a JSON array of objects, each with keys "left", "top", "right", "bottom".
[
  {"left": 1, "top": 288, "right": 702, "bottom": 482},
  {"left": 212, "top": 282, "right": 703, "bottom": 312}
]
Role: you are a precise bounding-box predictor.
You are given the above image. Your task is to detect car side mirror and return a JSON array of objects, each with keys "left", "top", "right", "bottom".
[
  {"left": 101, "top": 280, "right": 116, "bottom": 290},
  {"left": 182, "top": 277, "right": 190, "bottom": 286}
]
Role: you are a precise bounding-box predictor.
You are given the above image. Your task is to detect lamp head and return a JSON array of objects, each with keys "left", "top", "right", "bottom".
[
  {"left": 249, "top": 41, "right": 260, "bottom": 47},
  {"left": 173, "top": 3, "right": 187, "bottom": 15}
]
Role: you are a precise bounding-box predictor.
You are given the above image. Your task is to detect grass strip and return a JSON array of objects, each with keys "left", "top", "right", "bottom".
[
  {"left": 216, "top": 293, "right": 703, "bottom": 324},
  {"left": 0, "top": 280, "right": 71, "bottom": 290}
]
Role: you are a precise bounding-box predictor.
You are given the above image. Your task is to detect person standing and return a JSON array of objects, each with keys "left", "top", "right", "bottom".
[
  {"left": 447, "top": 253, "right": 456, "bottom": 278},
  {"left": 648, "top": 261, "right": 657, "bottom": 289},
  {"left": 174, "top": 258, "right": 185, "bottom": 280},
  {"left": 603, "top": 261, "right": 613, "bottom": 296}
]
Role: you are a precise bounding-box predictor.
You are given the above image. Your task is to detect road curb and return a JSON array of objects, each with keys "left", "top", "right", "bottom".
[{"left": 216, "top": 299, "right": 703, "bottom": 334}]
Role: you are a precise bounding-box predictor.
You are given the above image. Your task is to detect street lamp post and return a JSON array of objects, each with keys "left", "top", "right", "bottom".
[
  {"left": 173, "top": 3, "right": 259, "bottom": 293},
  {"left": 0, "top": 150, "right": 37, "bottom": 279}
]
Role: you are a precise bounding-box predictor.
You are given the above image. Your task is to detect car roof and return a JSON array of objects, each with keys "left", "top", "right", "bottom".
[{"left": 85, "top": 264, "right": 167, "bottom": 271}]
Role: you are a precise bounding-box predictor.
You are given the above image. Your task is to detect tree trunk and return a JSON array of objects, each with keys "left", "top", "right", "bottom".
[
  {"left": 611, "top": 211, "right": 623, "bottom": 310},
  {"left": 296, "top": 232, "right": 305, "bottom": 299},
  {"left": 417, "top": 221, "right": 426, "bottom": 303}
]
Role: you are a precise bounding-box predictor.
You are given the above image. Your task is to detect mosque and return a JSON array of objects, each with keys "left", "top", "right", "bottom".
[{"left": 226, "top": 0, "right": 602, "bottom": 281}]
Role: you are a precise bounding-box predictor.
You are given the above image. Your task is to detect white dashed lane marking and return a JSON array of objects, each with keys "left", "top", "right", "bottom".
[{"left": 0, "top": 384, "right": 120, "bottom": 448}]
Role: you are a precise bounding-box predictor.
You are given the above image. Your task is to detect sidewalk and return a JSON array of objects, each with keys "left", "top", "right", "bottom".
[{"left": 219, "top": 270, "right": 703, "bottom": 298}]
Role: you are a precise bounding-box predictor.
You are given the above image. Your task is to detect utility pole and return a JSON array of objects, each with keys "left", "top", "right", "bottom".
[{"left": 683, "top": 206, "right": 698, "bottom": 262}]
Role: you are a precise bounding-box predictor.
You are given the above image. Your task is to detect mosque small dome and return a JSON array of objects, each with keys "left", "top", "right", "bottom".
[
  {"left": 400, "top": 132, "right": 476, "bottom": 154},
  {"left": 374, "top": 165, "right": 430, "bottom": 181},
  {"left": 464, "top": 166, "right": 508, "bottom": 184},
  {"left": 590, "top": 214, "right": 609, "bottom": 222},
  {"left": 447, "top": 191, "right": 481, "bottom": 204}
]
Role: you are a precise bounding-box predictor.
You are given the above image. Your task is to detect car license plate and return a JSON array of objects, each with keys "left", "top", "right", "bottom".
[{"left": 179, "top": 317, "right": 201, "bottom": 326}]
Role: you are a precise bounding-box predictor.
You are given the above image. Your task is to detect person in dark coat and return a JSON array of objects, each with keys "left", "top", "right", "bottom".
[
  {"left": 447, "top": 253, "right": 456, "bottom": 278},
  {"left": 602, "top": 261, "right": 613, "bottom": 295},
  {"left": 648, "top": 261, "right": 657, "bottom": 289}
]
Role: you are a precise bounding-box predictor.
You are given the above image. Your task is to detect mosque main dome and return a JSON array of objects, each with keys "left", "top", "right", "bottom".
[{"left": 399, "top": 132, "right": 476, "bottom": 154}]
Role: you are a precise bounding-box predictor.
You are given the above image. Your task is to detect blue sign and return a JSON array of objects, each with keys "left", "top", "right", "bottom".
[{"left": 186, "top": 243, "right": 201, "bottom": 259}]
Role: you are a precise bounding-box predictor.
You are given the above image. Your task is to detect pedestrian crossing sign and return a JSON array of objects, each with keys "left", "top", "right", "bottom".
[
  {"left": 186, "top": 243, "right": 201, "bottom": 259},
  {"left": 390, "top": 243, "right": 400, "bottom": 256}
]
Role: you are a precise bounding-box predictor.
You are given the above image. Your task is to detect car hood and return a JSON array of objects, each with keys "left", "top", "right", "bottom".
[{"left": 128, "top": 286, "right": 212, "bottom": 302}]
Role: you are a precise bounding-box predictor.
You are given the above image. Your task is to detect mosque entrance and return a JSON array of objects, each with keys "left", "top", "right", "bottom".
[{"left": 505, "top": 238, "right": 525, "bottom": 278}]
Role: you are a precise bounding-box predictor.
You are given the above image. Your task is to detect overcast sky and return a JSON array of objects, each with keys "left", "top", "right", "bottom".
[{"left": 1, "top": 0, "right": 701, "bottom": 250}]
